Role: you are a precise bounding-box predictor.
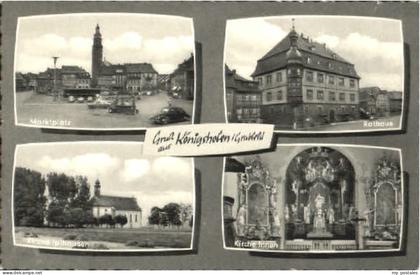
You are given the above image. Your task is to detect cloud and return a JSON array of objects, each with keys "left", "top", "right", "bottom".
[
  {"left": 120, "top": 159, "right": 151, "bottom": 182},
  {"left": 37, "top": 153, "right": 120, "bottom": 178},
  {"left": 225, "top": 19, "right": 288, "bottom": 79},
  {"left": 225, "top": 18, "right": 403, "bottom": 90}
]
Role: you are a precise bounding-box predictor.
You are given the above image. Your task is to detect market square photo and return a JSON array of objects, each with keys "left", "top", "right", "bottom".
[
  {"left": 223, "top": 144, "right": 404, "bottom": 252},
  {"left": 224, "top": 16, "right": 404, "bottom": 133},
  {"left": 13, "top": 142, "right": 195, "bottom": 251},
  {"left": 14, "top": 13, "right": 195, "bottom": 130}
]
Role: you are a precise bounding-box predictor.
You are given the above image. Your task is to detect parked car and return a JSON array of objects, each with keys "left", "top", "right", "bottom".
[
  {"left": 68, "top": 96, "right": 75, "bottom": 103},
  {"left": 77, "top": 97, "right": 85, "bottom": 103},
  {"left": 108, "top": 95, "right": 138, "bottom": 115},
  {"left": 150, "top": 106, "right": 190, "bottom": 124},
  {"left": 87, "top": 97, "right": 112, "bottom": 109}
]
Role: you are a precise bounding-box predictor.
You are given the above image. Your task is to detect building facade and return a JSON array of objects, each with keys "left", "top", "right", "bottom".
[
  {"left": 225, "top": 66, "right": 262, "bottom": 123},
  {"left": 170, "top": 54, "right": 195, "bottom": 100},
  {"left": 90, "top": 179, "right": 142, "bottom": 229},
  {"left": 252, "top": 25, "right": 360, "bottom": 129},
  {"left": 388, "top": 91, "right": 403, "bottom": 114}
]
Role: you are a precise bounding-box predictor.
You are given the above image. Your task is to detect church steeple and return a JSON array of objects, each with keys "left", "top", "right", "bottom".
[
  {"left": 94, "top": 179, "right": 101, "bottom": 197},
  {"left": 91, "top": 24, "right": 103, "bottom": 87}
]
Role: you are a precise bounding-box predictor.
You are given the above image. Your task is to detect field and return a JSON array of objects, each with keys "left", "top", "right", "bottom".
[{"left": 15, "top": 226, "right": 193, "bottom": 250}]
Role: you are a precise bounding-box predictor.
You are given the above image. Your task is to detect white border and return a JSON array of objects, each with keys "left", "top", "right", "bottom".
[
  {"left": 14, "top": 13, "right": 197, "bottom": 131},
  {"left": 222, "top": 15, "right": 405, "bottom": 134},
  {"left": 12, "top": 141, "right": 196, "bottom": 252},
  {"left": 221, "top": 143, "right": 404, "bottom": 253}
]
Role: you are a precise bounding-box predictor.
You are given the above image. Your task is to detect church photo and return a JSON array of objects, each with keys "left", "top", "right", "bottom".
[
  {"left": 223, "top": 144, "right": 404, "bottom": 253},
  {"left": 224, "top": 16, "right": 404, "bottom": 133},
  {"left": 13, "top": 142, "right": 195, "bottom": 251},
  {"left": 14, "top": 13, "right": 195, "bottom": 130}
]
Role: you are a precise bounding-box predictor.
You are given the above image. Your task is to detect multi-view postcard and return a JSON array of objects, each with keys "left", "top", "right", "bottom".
[
  {"left": 13, "top": 142, "right": 195, "bottom": 251},
  {"left": 14, "top": 13, "right": 195, "bottom": 130},
  {"left": 223, "top": 144, "right": 404, "bottom": 253},
  {"left": 224, "top": 16, "right": 404, "bottom": 133}
]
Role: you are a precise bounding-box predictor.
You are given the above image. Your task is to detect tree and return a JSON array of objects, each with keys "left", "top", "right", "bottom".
[
  {"left": 14, "top": 167, "right": 46, "bottom": 227},
  {"left": 99, "top": 214, "right": 114, "bottom": 228},
  {"left": 148, "top": 207, "right": 161, "bottom": 227},
  {"left": 162, "top": 203, "right": 182, "bottom": 227},
  {"left": 114, "top": 215, "right": 128, "bottom": 228},
  {"left": 69, "top": 208, "right": 85, "bottom": 228},
  {"left": 71, "top": 176, "right": 91, "bottom": 211}
]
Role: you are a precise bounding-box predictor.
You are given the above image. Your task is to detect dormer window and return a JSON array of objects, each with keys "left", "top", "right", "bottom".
[
  {"left": 328, "top": 62, "right": 332, "bottom": 69},
  {"left": 307, "top": 57, "right": 312, "bottom": 64}
]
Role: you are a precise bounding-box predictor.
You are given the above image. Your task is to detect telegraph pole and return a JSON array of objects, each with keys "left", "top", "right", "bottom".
[{"left": 52, "top": 56, "right": 59, "bottom": 101}]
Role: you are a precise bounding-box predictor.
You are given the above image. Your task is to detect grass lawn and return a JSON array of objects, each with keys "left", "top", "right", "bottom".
[{"left": 16, "top": 226, "right": 192, "bottom": 248}]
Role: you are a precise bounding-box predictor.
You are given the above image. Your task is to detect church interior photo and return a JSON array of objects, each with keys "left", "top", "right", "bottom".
[{"left": 223, "top": 145, "right": 404, "bottom": 252}]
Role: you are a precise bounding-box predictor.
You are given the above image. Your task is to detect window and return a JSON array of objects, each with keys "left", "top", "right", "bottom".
[
  {"left": 317, "top": 73, "right": 324, "bottom": 83},
  {"left": 276, "top": 72, "right": 282, "bottom": 82},
  {"left": 266, "top": 92, "right": 272, "bottom": 102},
  {"left": 339, "top": 77, "right": 345, "bottom": 86},
  {"left": 307, "top": 89, "right": 313, "bottom": 100},
  {"left": 130, "top": 214, "right": 132, "bottom": 222},
  {"left": 266, "top": 75, "right": 272, "bottom": 85},
  {"left": 329, "top": 91, "right": 336, "bottom": 101},
  {"left": 277, "top": 90, "right": 283, "bottom": 100},
  {"left": 258, "top": 77, "right": 263, "bottom": 86},
  {"left": 339, "top": 93, "right": 345, "bottom": 101},
  {"left": 350, "top": 94, "right": 356, "bottom": 102},
  {"left": 304, "top": 105, "right": 309, "bottom": 113},
  {"left": 328, "top": 62, "right": 332, "bottom": 69},
  {"left": 350, "top": 79, "right": 355, "bottom": 88},
  {"left": 135, "top": 214, "right": 137, "bottom": 222},
  {"left": 317, "top": 105, "right": 323, "bottom": 113},
  {"left": 317, "top": 90, "right": 324, "bottom": 100},
  {"left": 306, "top": 71, "right": 313, "bottom": 82},
  {"left": 328, "top": 75, "right": 335, "bottom": 85}
]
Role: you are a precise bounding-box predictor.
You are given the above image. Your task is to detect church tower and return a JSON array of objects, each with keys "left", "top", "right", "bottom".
[
  {"left": 91, "top": 24, "right": 103, "bottom": 87},
  {"left": 94, "top": 179, "right": 101, "bottom": 197}
]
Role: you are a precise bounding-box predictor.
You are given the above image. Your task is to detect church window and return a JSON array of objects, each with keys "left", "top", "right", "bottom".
[
  {"left": 306, "top": 71, "right": 313, "bottom": 82},
  {"left": 130, "top": 214, "right": 132, "bottom": 222},
  {"left": 317, "top": 90, "right": 324, "bottom": 100}
]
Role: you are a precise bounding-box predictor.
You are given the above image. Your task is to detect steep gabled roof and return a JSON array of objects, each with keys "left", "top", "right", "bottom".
[
  {"left": 252, "top": 31, "right": 359, "bottom": 79},
  {"left": 125, "top": 63, "right": 157, "bottom": 74},
  {"left": 225, "top": 65, "right": 260, "bottom": 93},
  {"left": 91, "top": 195, "right": 141, "bottom": 211}
]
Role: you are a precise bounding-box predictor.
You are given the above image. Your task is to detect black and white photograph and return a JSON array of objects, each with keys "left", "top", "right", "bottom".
[
  {"left": 13, "top": 142, "right": 195, "bottom": 251},
  {"left": 224, "top": 16, "right": 404, "bottom": 133},
  {"left": 14, "top": 13, "right": 195, "bottom": 130},
  {"left": 223, "top": 144, "right": 404, "bottom": 252}
]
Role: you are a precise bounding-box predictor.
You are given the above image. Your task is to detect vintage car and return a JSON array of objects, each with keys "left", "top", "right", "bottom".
[
  {"left": 108, "top": 95, "right": 138, "bottom": 115},
  {"left": 150, "top": 106, "right": 190, "bottom": 124}
]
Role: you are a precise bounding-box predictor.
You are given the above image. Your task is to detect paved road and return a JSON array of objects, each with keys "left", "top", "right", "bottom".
[{"left": 16, "top": 91, "right": 194, "bottom": 129}]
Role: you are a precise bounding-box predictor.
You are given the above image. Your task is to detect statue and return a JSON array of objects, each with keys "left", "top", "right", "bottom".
[
  {"left": 271, "top": 209, "right": 281, "bottom": 237},
  {"left": 313, "top": 194, "right": 326, "bottom": 232},
  {"left": 328, "top": 208, "right": 335, "bottom": 224},
  {"left": 236, "top": 205, "right": 247, "bottom": 237},
  {"left": 284, "top": 205, "right": 290, "bottom": 222}
]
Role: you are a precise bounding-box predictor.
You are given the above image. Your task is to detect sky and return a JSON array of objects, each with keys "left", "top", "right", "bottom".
[
  {"left": 16, "top": 13, "right": 194, "bottom": 75},
  {"left": 15, "top": 143, "right": 194, "bottom": 225},
  {"left": 225, "top": 16, "right": 404, "bottom": 91}
]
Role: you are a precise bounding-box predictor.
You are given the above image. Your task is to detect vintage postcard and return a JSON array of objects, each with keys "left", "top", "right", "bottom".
[
  {"left": 224, "top": 16, "right": 404, "bottom": 133},
  {"left": 14, "top": 13, "right": 195, "bottom": 130},
  {"left": 223, "top": 144, "right": 404, "bottom": 253},
  {"left": 12, "top": 142, "right": 195, "bottom": 251}
]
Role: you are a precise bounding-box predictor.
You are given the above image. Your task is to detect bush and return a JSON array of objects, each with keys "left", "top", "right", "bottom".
[
  {"left": 137, "top": 239, "right": 155, "bottom": 248},
  {"left": 91, "top": 243, "right": 109, "bottom": 250},
  {"left": 63, "top": 234, "right": 78, "bottom": 240},
  {"left": 125, "top": 240, "right": 139, "bottom": 247}
]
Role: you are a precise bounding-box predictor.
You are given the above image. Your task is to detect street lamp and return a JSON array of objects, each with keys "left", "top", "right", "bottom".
[{"left": 52, "top": 56, "right": 59, "bottom": 101}]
